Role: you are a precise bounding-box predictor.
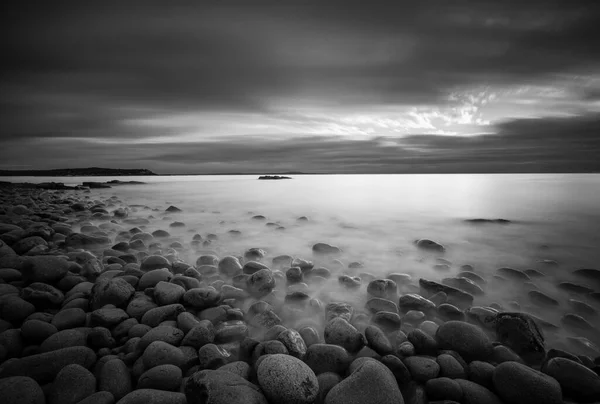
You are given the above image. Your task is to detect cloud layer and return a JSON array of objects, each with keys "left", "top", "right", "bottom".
[{"left": 1, "top": 1, "right": 599, "bottom": 173}]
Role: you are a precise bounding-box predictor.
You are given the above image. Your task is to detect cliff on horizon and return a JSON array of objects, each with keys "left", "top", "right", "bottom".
[{"left": 0, "top": 167, "right": 158, "bottom": 176}]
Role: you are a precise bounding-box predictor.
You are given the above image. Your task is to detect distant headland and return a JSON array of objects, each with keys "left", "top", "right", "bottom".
[{"left": 0, "top": 167, "right": 157, "bottom": 176}]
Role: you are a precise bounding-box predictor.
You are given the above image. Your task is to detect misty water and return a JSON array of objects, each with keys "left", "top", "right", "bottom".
[{"left": 5, "top": 173, "right": 600, "bottom": 351}]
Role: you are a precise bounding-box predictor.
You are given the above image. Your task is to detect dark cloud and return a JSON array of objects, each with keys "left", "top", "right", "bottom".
[
  {"left": 1, "top": 0, "right": 599, "bottom": 170},
  {"left": 2, "top": 114, "right": 598, "bottom": 173}
]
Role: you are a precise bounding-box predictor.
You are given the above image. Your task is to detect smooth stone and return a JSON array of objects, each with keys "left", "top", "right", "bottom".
[
  {"left": 89, "top": 277, "right": 135, "bottom": 310},
  {"left": 185, "top": 369, "right": 267, "bottom": 404},
  {"left": 21, "top": 319, "right": 58, "bottom": 343},
  {"left": 543, "top": 357, "right": 600, "bottom": 402},
  {"left": 137, "top": 364, "right": 182, "bottom": 391},
  {"left": 365, "top": 325, "right": 394, "bottom": 356},
  {"left": 425, "top": 377, "right": 462, "bottom": 402},
  {"left": 324, "top": 317, "right": 365, "bottom": 353},
  {"left": 141, "top": 304, "right": 185, "bottom": 327},
  {"left": 456, "top": 379, "right": 503, "bottom": 404},
  {"left": 21, "top": 256, "right": 70, "bottom": 283},
  {"left": 495, "top": 312, "right": 545, "bottom": 365},
  {"left": 153, "top": 282, "right": 185, "bottom": 306},
  {"left": 325, "top": 359, "right": 404, "bottom": 404},
  {"left": 437, "top": 353, "right": 466, "bottom": 379},
  {"left": 493, "top": 361, "right": 562, "bottom": 404},
  {"left": 257, "top": 354, "right": 318, "bottom": 404},
  {"left": 468, "top": 360, "right": 495, "bottom": 389},
  {"left": 116, "top": 389, "right": 186, "bottom": 404},
  {"left": 142, "top": 341, "right": 185, "bottom": 369},
  {"left": 49, "top": 363, "right": 96, "bottom": 404},
  {"left": 436, "top": 321, "right": 493, "bottom": 362},
  {"left": 404, "top": 356, "right": 440, "bottom": 382},
  {"left": 304, "top": 343, "right": 351, "bottom": 375},
  {"left": 0, "top": 346, "right": 96, "bottom": 384},
  {"left": 398, "top": 294, "right": 435, "bottom": 315}
]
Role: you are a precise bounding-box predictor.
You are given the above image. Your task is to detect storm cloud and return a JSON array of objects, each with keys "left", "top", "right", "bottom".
[{"left": 1, "top": 0, "right": 599, "bottom": 173}]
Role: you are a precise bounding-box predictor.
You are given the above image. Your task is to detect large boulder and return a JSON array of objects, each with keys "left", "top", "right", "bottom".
[
  {"left": 21, "top": 256, "right": 70, "bottom": 283},
  {"left": 495, "top": 312, "right": 545, "bottom": 364},
  {"left": 185, "top": 369, "right": 267, "bottom": 404},
  {"left": 435, "top": 321, "right": 493, "bottom": 362},
  {"left": 325, "top": 359, "right": 404, "bottom": 404},
  {"left": 257, "top": 354, "right": 318, "bottom": 404},
  {"left": 493, "top": 361, "right": 562, "bottom": 404},
  {"left": 89, "top": 277, "right": 135, "bottom": 310}
]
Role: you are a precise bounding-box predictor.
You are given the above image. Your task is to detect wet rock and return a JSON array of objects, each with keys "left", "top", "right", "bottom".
[
  {"left": 183, "top": 288, "right": 221, "bottom": 309},
  {"left": 324, "top": 317, "right": 365, "bottom": 353},
  {"left": 419, "top": 279, "right": 473, "bottom": 308},
  {"left": 404, "top": 356, "right": 440, "bottom": 382},
  {"left": 407, "top": 329, "right": 438, "bottom": 356},
  {"left": 436, "top": 321, "right": 493, "bottom": 362},
  {"left": 181, "top": 320, "right": 215, "bottom": 349},
  {"left": 468, "top": 360, "right": 495, "bottom": 389},
  {"left": 40, "top": 328, "right": 88, "bottom": 353},
  {"left": 465, "top": 306, "right": 497, "bottom": 330},
  {"left": 185, "top": 369, "right": 267, "bottom": 404},
  {"left": 141, "top": 304, "right": 185, "bottom": 327},
  {"left": 1, "top": 296, "right": 36, "bottom": 323},
  {"left": 415, "top": 239, "right": 445, "bottom": 253},
  {"left": 90, "top": 277, "right": 135, "bottom": 310},
  {"left": 495, "top": 312, "right": 546, "bottom": 365},
  {"left": 398, "top": 294, "right": 435, "bottom": 315},
  {"left": 257, "top": 354, "right": 318, "bottom": 404},
  {"left": 562, "top": 313, "right": 596, "bottom": 332},
  {"left": 325, "top": 359, "right": 404, "bottom": 404},
  {"left": 372, "top": 311, "right": 402, "bottom": 333},
  {"left": 218, "top": 256, "right": 243, "bottom": 277},
  {"left": 558, "top": 282, "right": 594, "bottom": 294},
  {"left": 442, "top": 277, "right": 484, "bottom": 296},
  {"left": 493, "top": 361, "right": 562, "bottom": 404},
  {"left": 366, "top": 297, "right": 399, "bottom": 314},
  {"left": 496, "top": 267, "right": 530, "bottom": 281},
  {"left": 528, "top": 290, "right": 559, "bottom": 307},
  {"left": 437, "top": 353, "right": 467, "bottom": 379},
  {"left": 312, "top": 242, "right": 341, "bottom": 255},
  {"left": 277, "top": 328, "right": 307, "bottom": 358},
  {"left": 456, "top": 271, "right": 486, "bottom": 285},
  {"left": 246, "top": 269, "right": 276, "bottom": 298},
  {"left": 154, "top": 281, "right": 185, "bottom": 306},
  {"left": 544, "top": 357, "right": 600, "bottom": 402},
  {"left": 198, "top": 343, "right": 230, "bottom": 369},
  {"left": 304, "top": 343, "right": 351, "bottom": 375},
  {"left": 437, "top": 303, "right": 465, "bottom": 321},
  {"left": 568, "top": 299, "right": 597, "bottom": 316},
  {"left": 91, "top": 307, "right": 128, "bottom": 328},
  {"left": 367, "top": 279, "right": 398, "bottom": 299}
]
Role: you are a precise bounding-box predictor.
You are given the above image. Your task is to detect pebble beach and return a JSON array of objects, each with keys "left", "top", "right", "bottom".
[{"left": 1, "top": 181, "right": 600, "bottom": 404}]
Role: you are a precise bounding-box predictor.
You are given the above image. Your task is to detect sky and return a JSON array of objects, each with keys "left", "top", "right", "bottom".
[{"left": 1, "top": 0, "right": 600, "bottom": 174}]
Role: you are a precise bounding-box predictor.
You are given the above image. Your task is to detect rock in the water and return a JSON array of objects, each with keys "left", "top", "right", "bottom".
[
  {"left": 398, "top": 294, "right": 436, "bottom": 315},
  {"left": 495, "top": 312, "right": 545, "bottom": 365},
  {"left": 0, "top": 376, "right": 45, "bottom": 404},
  {"left": 324, "top": 318, "right": 365, "bottom": 353},
  {"left": 185, "top": 369, "right": 267, "bottom": 404},
  {"left": 493, "top": 361, "right": 562, "bottom": 404},
  {"left": 257, "top": 354, "right": 319, "bottom": 404},
  {"left": 325, "top": 359, "right": 404, "bottom": 404},
  {"left": 543, "top": 357, "right": 600, "bottom": 402},
  {"left": 419, "top": 279, "right": 474, "bottom": 308},
  {"left": 403, "top": 356, "right": 440, "bottom": 383},
  {"left": 414, "top": 239, "right": 445, "bottom": 253},
  {"left": 312, "top": 243, "right": 341, "bottom": 255},
  {"left": 435, "top": 321, "right": 493, "bottom": 362}
]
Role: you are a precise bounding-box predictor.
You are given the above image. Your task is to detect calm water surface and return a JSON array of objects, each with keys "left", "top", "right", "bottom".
[{"left": 4, "top": 174, "right": 600, "bottom": 344}]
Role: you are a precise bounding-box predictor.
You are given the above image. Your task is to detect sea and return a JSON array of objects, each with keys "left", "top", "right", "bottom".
[{"left": 3, "top": 173, "right": 600, "bottom": 348}]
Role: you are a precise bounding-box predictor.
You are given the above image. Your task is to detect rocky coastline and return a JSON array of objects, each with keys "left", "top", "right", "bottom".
[{"left": 0, "top": 185, "right": 599, "bottom": 404}]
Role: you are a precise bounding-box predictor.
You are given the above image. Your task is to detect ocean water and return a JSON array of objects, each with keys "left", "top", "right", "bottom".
[{"left": 4, "top": 173, "right": 600, "bottom": 349}]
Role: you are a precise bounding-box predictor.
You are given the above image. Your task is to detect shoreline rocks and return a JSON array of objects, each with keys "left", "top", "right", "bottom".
[{"left": 1, "top": 185, "right": 600, "bottom": 404}]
